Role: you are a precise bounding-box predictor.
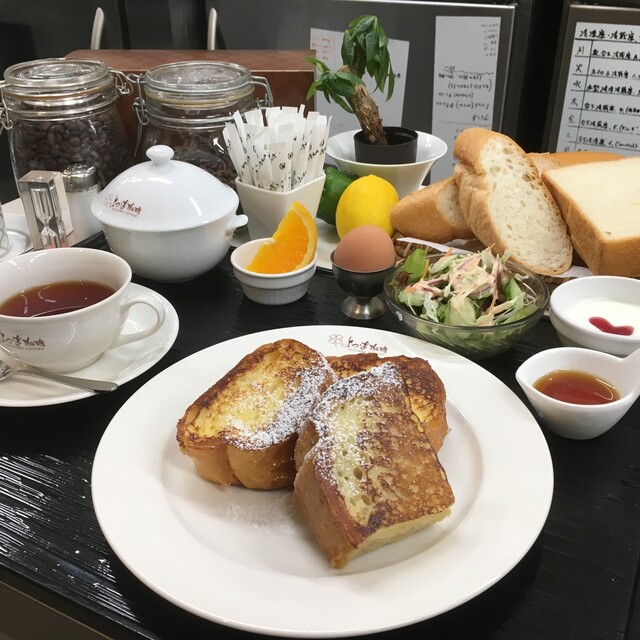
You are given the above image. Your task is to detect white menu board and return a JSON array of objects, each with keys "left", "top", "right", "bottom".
[
  {"left": 431, "top": 16, "right": 501, "bottom": 181},
  {"left": 309, "top": 28, "right": 410, "bottom": 137},
  {"left": 554, "top": 20, "right": 640, "bottom": 154}
]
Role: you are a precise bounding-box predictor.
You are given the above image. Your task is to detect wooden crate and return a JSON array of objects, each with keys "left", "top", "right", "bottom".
[{"left": 66, "top": 49, "right": 316, "bottom": 155}]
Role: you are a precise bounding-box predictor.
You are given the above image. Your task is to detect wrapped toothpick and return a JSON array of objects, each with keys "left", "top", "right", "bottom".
[{"left": 223, "top": 106, "right": 330, "bottom": 192}]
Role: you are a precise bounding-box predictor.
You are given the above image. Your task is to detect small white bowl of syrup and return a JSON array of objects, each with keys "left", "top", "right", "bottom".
[
  {"left": 516, "top": 346, "right": 640, "bottom": 439},
  {"left": 549, "top": 276, "right": 640, "bottom": 356}
]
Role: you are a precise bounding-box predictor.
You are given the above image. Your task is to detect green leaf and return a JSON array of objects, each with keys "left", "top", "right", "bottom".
[
  {"left": 398, "top": 288, "right": 425, "bottom": 311},
  {"left": 402, "top": 249, "right": 427, "bottom": 282},
  {"left": 420, "top": 297, "right": 440, "bottom": 323},
  {"left": 340, "top": 15, "right": 395, "bottom": 100},
  {"left": 307, "top": 14, "right": 395, "bottom": 125},
  {"left": 446, "top": 296, "right": 477, "bottom": 326},
  {"left": 504, "top": 277, "right": 522, "bottom": 301},
  {"left": 306, "top": 56, "right": 330, "bottom": 74}
]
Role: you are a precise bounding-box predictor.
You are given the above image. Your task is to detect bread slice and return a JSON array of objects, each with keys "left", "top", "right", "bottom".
[
  {"left": 453, "top": 128, "right": 573, "bottom": 276},
  {"left": 324, "top": 353, "right": 449, "bottom": 452},
  {"left": 294, "top": 363, "right": 454, "bottom": 568},
  {"left": 389, "top": 177, "right": 475, "bottom": 243},
  {"left": 542, "top": 157, "right": 640, "bottom": 276},
  {"left": 528, "top": 150, "right": 623, "bottom": 174},
  {"left": 176, "top": 339, "right": 336, "bottom": 490}
]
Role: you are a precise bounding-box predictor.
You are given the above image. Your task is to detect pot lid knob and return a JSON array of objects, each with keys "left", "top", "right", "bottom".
[{"left": 146, "top": 145, "right": 174, "bottom": 166}]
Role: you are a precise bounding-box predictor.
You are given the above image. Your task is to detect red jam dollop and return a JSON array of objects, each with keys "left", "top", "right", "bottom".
[{"left": 589, "top": 316, "right": 634, "bottom": 336}]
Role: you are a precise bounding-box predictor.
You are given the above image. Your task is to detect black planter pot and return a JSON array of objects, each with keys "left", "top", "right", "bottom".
[{"left": 353, "top": 126, "right": 418, "bottom": 165}]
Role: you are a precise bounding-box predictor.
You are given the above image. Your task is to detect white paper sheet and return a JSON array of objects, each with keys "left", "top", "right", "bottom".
[
  {"left": 555, "top": 21, "right": 640, "bottom": 155},
  {"left": 431, "top": 16, "right": 501, "bottom": 182}
]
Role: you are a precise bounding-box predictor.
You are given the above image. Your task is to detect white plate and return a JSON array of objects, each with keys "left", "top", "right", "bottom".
[
  {"left": 92, "top": 326, "right": 553, "bottom": 637},
  {"left": 0, "top": 284, "right": 179, "bottom": 407},
  {"left": 0, "top": 212, "right": 32, "bottom": 261}
]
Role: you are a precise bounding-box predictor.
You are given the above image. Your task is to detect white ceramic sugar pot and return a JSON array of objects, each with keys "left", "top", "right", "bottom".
[{"left": 91, "top": 145, "right": 247, "bottom": 282}]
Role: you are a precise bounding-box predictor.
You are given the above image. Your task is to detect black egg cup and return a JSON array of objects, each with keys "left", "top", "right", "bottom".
[{"left": 330, "top": 250, "right": 396, "bottom": 320}]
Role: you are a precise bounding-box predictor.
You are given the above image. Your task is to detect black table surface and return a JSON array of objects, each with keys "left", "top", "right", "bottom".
[{"left": 1, "top": 249, "right": 639, "bottom": 640}]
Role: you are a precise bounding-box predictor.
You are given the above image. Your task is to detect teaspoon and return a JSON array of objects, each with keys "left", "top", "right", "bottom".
[{"left": 0, "top": 362, "right": 118, "bottom": 393}]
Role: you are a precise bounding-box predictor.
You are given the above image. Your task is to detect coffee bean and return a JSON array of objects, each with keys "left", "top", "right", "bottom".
[
  {"left": 9, "top": 105, "right": 133, "bottom": 187},
  {"left": 141, "top": 126, "right": 238, "bottom": 189}
]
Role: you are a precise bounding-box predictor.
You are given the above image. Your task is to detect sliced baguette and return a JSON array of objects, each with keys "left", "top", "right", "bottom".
[
  {"left": 453, "top": 128, "right": 573, "bottom": 276},
  {"left": 542, "top": 156, "right": 640, "bottom": 276},
  {"left": 389, "top": 177, "right": 474, "bottom": 243}
]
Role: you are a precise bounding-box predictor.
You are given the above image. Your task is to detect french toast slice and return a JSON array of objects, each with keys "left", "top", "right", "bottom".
[
  {"left": 325, "top": 353, "right": 449, "bottom": 452},
  {"left": 294, "top": 363, "right": 455, "bottom": 568},
  {"left": 177, "top": 339, "right": 336, "bottom": 490}
]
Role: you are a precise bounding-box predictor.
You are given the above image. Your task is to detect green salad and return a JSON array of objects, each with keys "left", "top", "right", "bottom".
[{"left": 390, "top": 248, "right": 539, "bottom": 327}]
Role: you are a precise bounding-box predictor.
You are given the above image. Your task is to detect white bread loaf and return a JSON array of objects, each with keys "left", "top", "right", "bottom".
[
  {"left": 453, "top": 128, "right": 573, "bottom": 276},
  {"left": 528, "top": 150, "right": 624, "bottom": 174},
  {"left": 542, "top": 156, "right": 640, "bottom": 277},
  {"left": 389, "top": 177, "right": 474, "bottom": 243}
]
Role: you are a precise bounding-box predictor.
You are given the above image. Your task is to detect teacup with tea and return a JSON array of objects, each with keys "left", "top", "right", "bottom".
[{"left": 0, "top": 247, "right": 165, "bottom": 372}]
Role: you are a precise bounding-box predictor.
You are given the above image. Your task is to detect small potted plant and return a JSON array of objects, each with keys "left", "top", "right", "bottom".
[{"left": 307, "top": 15, "right": 417, "bottom": 164}]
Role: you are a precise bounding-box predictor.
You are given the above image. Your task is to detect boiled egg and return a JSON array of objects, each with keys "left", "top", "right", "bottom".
[{"left": 332, "top": 225, "right": 396, "bottom": 272}]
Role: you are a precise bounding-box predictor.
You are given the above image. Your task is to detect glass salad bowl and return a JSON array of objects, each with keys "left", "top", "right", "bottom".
[{"left": 384, "top": 250, "right": 550, "bottom": 360}]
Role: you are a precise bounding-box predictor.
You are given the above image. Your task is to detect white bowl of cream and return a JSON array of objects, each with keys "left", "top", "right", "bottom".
[{"left": 549, "top": 276, "right": 640, "bottom": 356}]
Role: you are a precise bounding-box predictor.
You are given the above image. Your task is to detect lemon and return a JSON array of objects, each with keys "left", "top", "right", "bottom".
[{"left": 335, "top": 175, "right": 399, "bottom": 239}]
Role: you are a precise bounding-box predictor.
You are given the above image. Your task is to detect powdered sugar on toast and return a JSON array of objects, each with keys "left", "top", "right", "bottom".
[{"left": 226, "top": 360, "right": 337, "bottom": 449}]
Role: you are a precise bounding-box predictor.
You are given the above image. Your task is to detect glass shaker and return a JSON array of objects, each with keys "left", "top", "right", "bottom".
[
  {"left": 132, "top": 61, "right": 273, "bottom": 190},
  {"left": 0, "top": 58, "right": 133, "bottom": 190},
  {"left": 62, "top": 163, "right": 102, "bottom": 241}
]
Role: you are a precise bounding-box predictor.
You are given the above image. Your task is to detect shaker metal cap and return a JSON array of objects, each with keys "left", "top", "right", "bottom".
[{"left": 62, "top": 164, "right": 99, "bottom": 192}]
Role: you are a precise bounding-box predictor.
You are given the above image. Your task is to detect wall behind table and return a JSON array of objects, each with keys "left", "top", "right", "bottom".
[
  {"left": 0, "top": 0, "right": 209, "bottom": 201},
  {"left": 205, "top": 0, "right": 568, "bottom": 175},
  {"left": 0, "top": 0, "right": 127, "bottom": 202},
  {"left": 0, "top": 23, "right": 35, "bottom": 203}
]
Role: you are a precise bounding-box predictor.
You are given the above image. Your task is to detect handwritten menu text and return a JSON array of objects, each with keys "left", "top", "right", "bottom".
[
  {"left": 431, "top": 16, "right": 501, "bottom": 181},
  {"left": 556, "top": 21, "right": 640, "bottom": 154}
]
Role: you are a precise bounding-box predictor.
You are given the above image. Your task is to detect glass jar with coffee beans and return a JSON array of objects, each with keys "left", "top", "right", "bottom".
[
  {"left": 131, "top": 61, "right": 273, "bottom": 190},
  {"left": 0, "top": 58, "right": 133, "bottom": 190}
]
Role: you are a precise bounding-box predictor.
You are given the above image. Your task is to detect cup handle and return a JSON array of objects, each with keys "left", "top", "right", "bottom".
[
  {"left": 110, "top": 294, "right": 166, "bottom": 349},
  {"left": 226, "top": 214, "right": 248, "bottom": 240}
]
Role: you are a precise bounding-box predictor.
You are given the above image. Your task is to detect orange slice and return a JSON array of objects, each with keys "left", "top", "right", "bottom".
[{"left": 246, "top": 202, "right": 318, "bottom": 274}]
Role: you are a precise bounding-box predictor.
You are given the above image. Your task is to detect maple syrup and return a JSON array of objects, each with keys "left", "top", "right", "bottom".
[
  {"left": 0, "top": 280, "right": 115, "bottom": 317},
  {"left": 533, "top": 369, "right": 620, "bottom": 405}
]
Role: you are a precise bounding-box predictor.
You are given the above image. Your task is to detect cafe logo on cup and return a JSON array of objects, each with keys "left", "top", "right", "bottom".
[
  {"left": 0, "top": 330, "right": 45, "bottom": 350},
  {"left": 104, "top": 193, "right": 142, "bottom": 217},
  {"left": 328, "top": 333, "right": 388, "bottom": 355}
]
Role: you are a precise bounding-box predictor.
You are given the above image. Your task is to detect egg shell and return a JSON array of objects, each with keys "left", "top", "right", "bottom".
[{"left": 332, "top": 225, "right": 396, "bottom": 272}]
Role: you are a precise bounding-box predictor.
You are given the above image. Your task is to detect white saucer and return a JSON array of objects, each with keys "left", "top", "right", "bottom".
[
  {"left": 0, "top": 284, "right": 179, "bottom": 407},
  {"left": 0, "top": 212, "right": 32, "bottom": 261}
]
